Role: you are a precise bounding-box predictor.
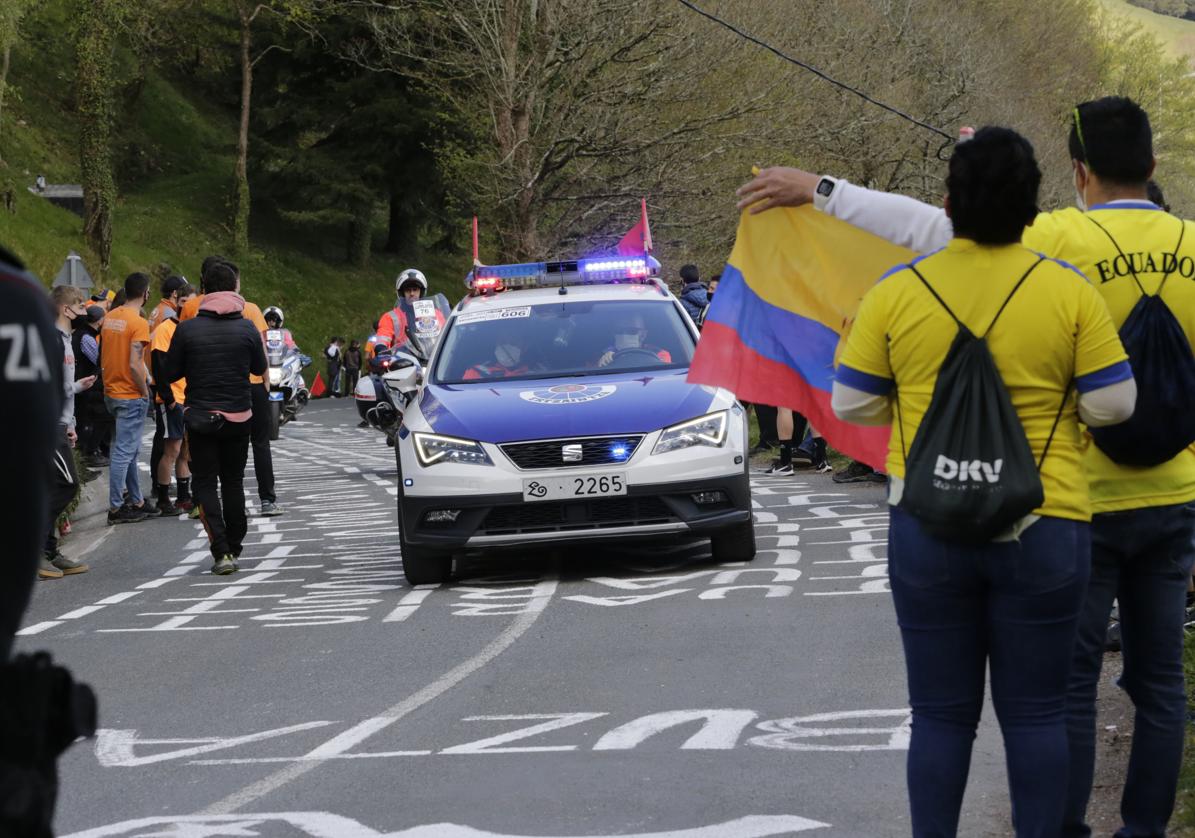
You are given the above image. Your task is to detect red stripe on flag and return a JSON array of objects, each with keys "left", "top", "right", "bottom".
[{"left": 689, "top": 321, "right": 890, "bottom": 470}]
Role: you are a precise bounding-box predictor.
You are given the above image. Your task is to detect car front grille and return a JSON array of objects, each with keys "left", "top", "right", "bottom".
[
  {"left": 478, "top": 496, "right": 676, "bottom": 536},
  {"left": 500, "top": 436, "right": 644, "bottom": 470}
]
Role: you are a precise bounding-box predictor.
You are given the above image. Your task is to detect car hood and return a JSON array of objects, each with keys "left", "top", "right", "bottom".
[{"left": 419, "top": 369, "right": 719, "bottom": 443}]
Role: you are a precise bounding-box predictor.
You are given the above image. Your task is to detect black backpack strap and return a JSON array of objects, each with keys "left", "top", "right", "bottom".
[
  {"left": 1158, "top": 218, "right": 1187, "bottom": 296},
  {"left": 907, "top": 256, "right": 1044, "bottom": 338},
  {"left": 1037, "top": 381, "right": 1073, "bottom": 471},
  {"left": 905, "top": 263, "right": 962, "bottom": 327},
  {"left": 1087, "top": 214, "right": 1145, "bottom": 295},
  {"left": 983, "top": 257, "right": 1045, "bottom": 338}
]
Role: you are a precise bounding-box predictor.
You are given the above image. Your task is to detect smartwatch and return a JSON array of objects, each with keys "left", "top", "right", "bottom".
[{"left": 813, "top": 176, "right": 837, "bottom": 210}]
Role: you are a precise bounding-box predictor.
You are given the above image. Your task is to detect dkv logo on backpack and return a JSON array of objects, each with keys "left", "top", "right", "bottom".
[{"left": 933, "top": 456, "right": 1003, "bottom": 486}]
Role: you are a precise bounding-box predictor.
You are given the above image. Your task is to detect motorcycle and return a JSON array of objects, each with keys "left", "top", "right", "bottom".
[
  {"left": 355, "top": 294, "right": 450, "bottom": 445},
  {"left": 265, "top": 329, "right": 312, "bottom": 440}
]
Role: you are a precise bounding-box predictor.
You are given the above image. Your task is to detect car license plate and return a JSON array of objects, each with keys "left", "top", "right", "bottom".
[{"left": 522, "top": 473, "right": 626, "bottom": 502}]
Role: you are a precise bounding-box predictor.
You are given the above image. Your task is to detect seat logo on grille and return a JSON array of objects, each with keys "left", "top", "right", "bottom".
[{"left": 562, "top": 444, "right": 583, "bottom": 462}]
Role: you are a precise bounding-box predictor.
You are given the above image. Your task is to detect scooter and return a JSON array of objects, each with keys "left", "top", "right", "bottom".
[
  {"left": 355, "top": 294, "right": 450, "bottom": 445},
  {"left": 266, "top": 329, "right": 312, "bottom": 441}
]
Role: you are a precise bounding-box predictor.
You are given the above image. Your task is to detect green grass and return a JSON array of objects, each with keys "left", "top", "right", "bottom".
[
  {"left": 0, "top": 0, "right": 468, "bottom": 356},
  {"left": 1099, "top": 0, "right": 1195, "bottom": 60}
]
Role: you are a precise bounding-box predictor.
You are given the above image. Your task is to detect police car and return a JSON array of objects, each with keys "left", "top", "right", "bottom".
[{"left": 386, "top": 256, "right": 754, "bottom": 585}]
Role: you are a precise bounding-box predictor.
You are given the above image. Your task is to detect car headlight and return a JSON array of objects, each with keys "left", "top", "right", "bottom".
[
  {"left": 268, "top": 368, "right": 283, "bottom": 386},
  {"left": 413, "top": 432, "right": 493, "bottom": 467},
  {"left": 652, "top": 410, "right": 728, "bottom": 455}
]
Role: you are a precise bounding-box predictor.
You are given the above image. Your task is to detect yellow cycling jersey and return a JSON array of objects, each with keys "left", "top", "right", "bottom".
[
  {"left": 838, "top": 238, "right": 1129, "bottom": 522},
  {"left": 1024, "top": 203, "right": 1195, "bottom": 513}
]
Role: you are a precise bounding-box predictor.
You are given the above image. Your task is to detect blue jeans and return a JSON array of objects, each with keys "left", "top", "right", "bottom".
[
  {"left": 1063, "top": 502, "right": 1195, "bottom": 838},
  {"left": 106, "top": 396, "right": 147, "bottom": 510},
  {"left": 888, "top": 507, "right": 1090, "bottom": 838}
]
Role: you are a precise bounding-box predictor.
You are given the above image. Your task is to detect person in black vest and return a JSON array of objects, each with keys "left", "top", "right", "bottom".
[{"left": 164, "top": 262, "right": 266, "bottom": 575}]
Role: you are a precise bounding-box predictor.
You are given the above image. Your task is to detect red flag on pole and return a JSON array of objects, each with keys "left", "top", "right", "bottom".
[{"left": 616, "top": 198, "right": 653, "bottom": 256}]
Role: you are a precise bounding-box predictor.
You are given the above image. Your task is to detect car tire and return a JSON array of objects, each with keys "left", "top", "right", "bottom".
[
  {"left": 710, "top": 519, "right": 756, "bottom": 563},
  {"left": 268, "top": 400, "right": 281, "bottom": 441},
  {"left": 396, "top": 442, "right": 453, "bottom": 586},
  {"left": 400, "top": 532, "right": 453, "bottom": 585}
]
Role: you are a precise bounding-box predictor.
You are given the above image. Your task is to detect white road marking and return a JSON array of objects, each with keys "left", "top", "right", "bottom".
[
  {"left": 196, "top": 575, "right": 559, "bottom": 815},
  {"left": 16, "top": 620, "right": 62, "bottom": 636},
  {"left": 57, "top": 605, "right": 106, "bottom": 620},
  {"left": 62, "top": 812, "right": 830, "bottom": 837},
  {"left": 383, "top": 587, "right": 436, "bottom": 622}
]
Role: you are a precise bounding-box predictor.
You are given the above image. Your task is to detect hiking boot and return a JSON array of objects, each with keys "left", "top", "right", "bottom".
[
  {"left": 140, "top": 498, "right": 158, "bottom": 515},
  {"left": 833, "top": 461, "right": 889, "bottom": 484},
  {"left": 764, "top": 461, "right": 794, "bottom": 476},
  {"left": 259, "top": 500, "right": 283, "bottom": 517},
  {"left": 211, "top": 555, "right": 237, "bottom": 576},
  {"left": 108, "top": 504, "right": 148, "bottom": 525},
  {"left": 37, "top": 556, "right": 64, "bottom": 580},
  {"left": 86, "top": 454, "right": 109, "bottom": 468},
  {"left": 175, "top": 498, "right": 194, "bottom": 513},
  {"left": 50, "top": 552, "right": 89, "bottom": 575},
  {"left": 156, "top": 500, "right": 181, "bottom": 517},
  {"left": 1106, "top": 620, "right": 1122, "bottom": 652}
]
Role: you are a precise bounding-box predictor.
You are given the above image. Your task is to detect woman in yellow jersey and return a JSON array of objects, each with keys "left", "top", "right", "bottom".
[{"left": 831, "top": 128, "right": 1134, "bottom": 838}]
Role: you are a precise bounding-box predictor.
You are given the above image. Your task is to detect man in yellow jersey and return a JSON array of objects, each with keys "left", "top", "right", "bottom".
[
  {"left": 738, "top": 95, "right": 1194, "bottom": 838},
  {"left": 100, "top": 273, "right": 153, "bottom": 524},
  {"left": 148, "top": 284, "right": 195, "bottom": 515}
]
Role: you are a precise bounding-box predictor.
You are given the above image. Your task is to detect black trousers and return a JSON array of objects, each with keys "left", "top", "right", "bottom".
[
  {"left": 753, "top": 403, "right": 780, "bottom": 446},
  {"left": 189, "top": 421, "right": 251, "bottom": 559},
  {"left": 249, "top": 385, "right": 275, "bottom": 503},
  {"left": 44, "top": 429, "right": 78, "bottom": 555},
  {"left": 343, "top": 368, "right": 360, "bottom": 396},
  {"left": 149, "top": 403, "right": 164, "bottom": 486}
]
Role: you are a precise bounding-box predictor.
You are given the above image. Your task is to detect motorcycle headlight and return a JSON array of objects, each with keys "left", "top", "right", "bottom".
[
  {"left": 652, "top": 411, "right": 728, "bottom": 455},
  {"left": 413, "top": 433, "right": 493, "bottom": 467},
  {"left": 268, "top": 368, "right": 283, "bottom": 386}
]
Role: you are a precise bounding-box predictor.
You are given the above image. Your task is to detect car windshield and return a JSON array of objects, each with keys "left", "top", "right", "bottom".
[{"left": 433, "top": 299, "right": 696, "bottom": 385}]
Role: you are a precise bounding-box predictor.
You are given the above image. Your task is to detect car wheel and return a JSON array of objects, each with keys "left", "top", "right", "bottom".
[
  {"left": 710, "top": 519, "right": 756, "bottom": 563},
  {"left": 396, "top": 444, "right": 452, "bottom": 586},
  {"left": 400, "top": 533, "right": 453, "bottom": 585}
]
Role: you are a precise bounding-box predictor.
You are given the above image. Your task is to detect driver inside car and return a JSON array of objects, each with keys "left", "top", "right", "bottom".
[
  {"left": 463, "top": 329, "right": 532, "bottom": 380},
  {"left": 597, "top": 314, "right": 671, "bottom": 368}
]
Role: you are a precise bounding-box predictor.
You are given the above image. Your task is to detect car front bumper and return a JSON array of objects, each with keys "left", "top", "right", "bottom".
[{"left": 398, "top": 472, "right": 751, "bottom": 550}]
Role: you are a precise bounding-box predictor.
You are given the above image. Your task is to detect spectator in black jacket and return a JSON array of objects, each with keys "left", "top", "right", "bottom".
[{"left": 164, "top": 263, "right": 266, "bottom": 575}]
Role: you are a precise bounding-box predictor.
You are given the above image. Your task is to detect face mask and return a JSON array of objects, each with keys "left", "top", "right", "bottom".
[
  {"left": 496, "top": 343, "right": 522, "bottom": 367},
  {"left": 1073, "top": 165, "right": 1088, "bottom": 212},
  {"left": 614, "top": 332, "right": 642, "bottom": 351}
]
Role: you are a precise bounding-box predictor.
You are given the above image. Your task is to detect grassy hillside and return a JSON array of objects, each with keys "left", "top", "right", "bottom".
[
  {"left": 0, "top": 2, "right": 466, "bottom": 355},
  {"left": 1100, "top": 0, "right": 1195, "bottom": 61}
]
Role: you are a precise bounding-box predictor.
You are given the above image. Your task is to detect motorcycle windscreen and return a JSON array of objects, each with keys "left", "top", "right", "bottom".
[{"left": 399, "top": 293, "right": 451, "bottom": 360}]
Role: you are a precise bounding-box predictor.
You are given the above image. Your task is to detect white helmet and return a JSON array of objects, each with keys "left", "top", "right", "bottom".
[
  {"left": 395, "top": 268, "right": 428, "bottom": 295},
  {"left": 263, "top": 305, "right": 284, "bottom": 326}
]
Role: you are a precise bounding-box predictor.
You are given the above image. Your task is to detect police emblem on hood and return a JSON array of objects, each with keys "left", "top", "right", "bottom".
[{"left": 519, "top": 383, "right": 616, "bottom": 405}]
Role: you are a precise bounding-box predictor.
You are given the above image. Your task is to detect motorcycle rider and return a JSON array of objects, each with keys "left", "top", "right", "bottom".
[
  {"left": 375, "top": 269, "right": 445, "bottom": 353},
  {"left": 263, "top": 306, "right": 296, "bottom": 349}
]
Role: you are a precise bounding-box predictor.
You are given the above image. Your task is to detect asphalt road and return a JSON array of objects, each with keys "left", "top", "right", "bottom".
[{"left": 17, "top": 398, "right": 1014, "bottom": 838}]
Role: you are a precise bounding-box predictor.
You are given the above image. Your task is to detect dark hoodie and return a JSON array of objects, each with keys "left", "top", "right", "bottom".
[
  {"left": 165, "top": 291, "right": 266, "bottom": 420},
  {"left": 679, "top": 282, "right": 709, "bottom": 322}
]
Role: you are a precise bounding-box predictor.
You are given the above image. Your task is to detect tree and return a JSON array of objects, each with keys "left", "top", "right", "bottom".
[
  {"left": 366, "top": 0, "right": 773, "bottom": 261},
  {"left": 0, "top": 0, "right": 35, "bottom": 163},
  {"left": 75, "top": 0, "right": 124, "bottom": 270}
]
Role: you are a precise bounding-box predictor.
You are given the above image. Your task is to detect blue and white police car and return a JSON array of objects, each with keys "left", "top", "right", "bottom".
[{"left": 385, "top": 256, "right": 754, "bottom": 584}]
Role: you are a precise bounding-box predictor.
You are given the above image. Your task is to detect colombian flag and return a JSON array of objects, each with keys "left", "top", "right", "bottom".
[{"left": 689, "top": 205, "right": 913, "bottom": 469}]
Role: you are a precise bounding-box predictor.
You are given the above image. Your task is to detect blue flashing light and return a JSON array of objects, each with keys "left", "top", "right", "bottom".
[
  {"left": 466, "top": 255, "right": 660, "bottom": 292},
  {"left": 610, "top": 443, "right": 631, "bottom": 461}
]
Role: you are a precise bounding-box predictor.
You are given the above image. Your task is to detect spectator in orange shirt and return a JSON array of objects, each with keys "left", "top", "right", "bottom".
[{"left": 100, "top": 273, "right": 152, "bottom": 524}]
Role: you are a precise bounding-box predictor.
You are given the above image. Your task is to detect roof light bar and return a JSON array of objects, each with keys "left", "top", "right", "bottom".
[{"left": 466, "top": 255, "right": 660, "bottom": 293}]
